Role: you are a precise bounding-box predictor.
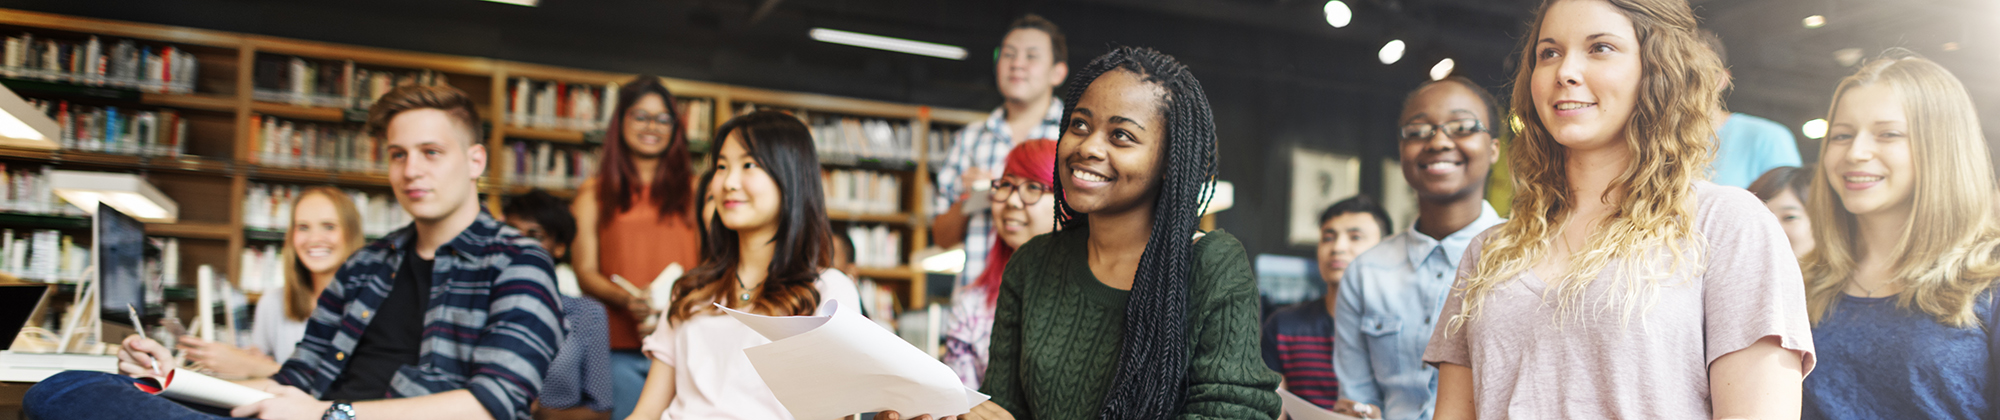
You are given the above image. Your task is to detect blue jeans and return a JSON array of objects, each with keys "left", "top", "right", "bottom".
[
  {"left": 609, "top": 350, "right": 652, "bottom": 420},
  {"left": 25, "top": 371, "right": 249, "bottom": 420}
]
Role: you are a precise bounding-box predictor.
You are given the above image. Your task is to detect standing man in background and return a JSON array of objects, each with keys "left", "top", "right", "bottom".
[
  {"left": 1702, "top": 30, "right": 1802, "bottom": 188},
  {"left": 932, "top": 14, "right": 1068, "bottom": 288}
]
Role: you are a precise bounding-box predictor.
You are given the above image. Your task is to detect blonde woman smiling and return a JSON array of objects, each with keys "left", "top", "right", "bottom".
[{"left": 1423, "top": 0, "right": 1816, "bottom": 418}]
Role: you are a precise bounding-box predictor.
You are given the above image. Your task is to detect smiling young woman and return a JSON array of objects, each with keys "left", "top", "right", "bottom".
[{"left": 1421, "top": 0, "right": 1816, "bottom": 419}]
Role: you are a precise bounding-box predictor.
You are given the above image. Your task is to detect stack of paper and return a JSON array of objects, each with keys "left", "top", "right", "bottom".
[{"left": 720, "top": 301, "right": 987, "bottom": 418}]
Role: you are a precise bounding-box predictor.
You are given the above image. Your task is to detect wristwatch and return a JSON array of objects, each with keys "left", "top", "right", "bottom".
[{"left": 323, "top": 400, "right": 357, "bottom": 420}]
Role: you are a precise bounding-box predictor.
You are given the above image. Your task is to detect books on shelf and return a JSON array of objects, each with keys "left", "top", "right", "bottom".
[
  {"left": 845, "top": 224, "right": 902, "bottom": 270},
  {"left": 0, "top": 164, "right": 80, "bottom": 216},
  {"left": 809, "top": 115, "right": 916, "bottom": 166},
  {"left": 243, "top": 183, "right": 409, "bottom": 238},
  {"left": 822, "top": 168, "right": 902, "bottom": 216},
  {"left": 253, "top": 55, "right": 448, "bottom": 109},
  {"left": 0, "top": 33, "right": 198, "bottom": 94},
  {"left": 855, "top": 278, "right": 901, "bottom": 329},
  {"left": 676, "top": 97, "right": 714, "bottom": 145},
  {"left": 25, "top": 98, "right": 188, "bottom": 157},
  {"left": 498, "top": 140, "right": 599, "bottom": 190},
  {"left": 926, "top": 125, "right": 961, "bottom": 168},
  {"left": 0, "top": 229, "right": 84, "bottom": 283},
  {"left": 249, "top": 114, "right": 379, "bottom": 172},
  {"left": 508, "top": 78, "right": 614, "bottom": 131}
]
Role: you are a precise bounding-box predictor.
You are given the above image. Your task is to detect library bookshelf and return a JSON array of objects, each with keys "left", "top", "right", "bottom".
[{"left": 0, "top": 8, "right": 984, "bottom": 312}]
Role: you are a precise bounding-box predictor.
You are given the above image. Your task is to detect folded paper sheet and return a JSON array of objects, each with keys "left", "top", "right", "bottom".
[
  {"left": 133, "top": 368, "right": 275, "bottom": 409},
  {"left": 1277, "top": 389, "right": 1364, "bottom": 420},
  {"left": 719, "top": 301, "right": 988, "bottom": 418}
]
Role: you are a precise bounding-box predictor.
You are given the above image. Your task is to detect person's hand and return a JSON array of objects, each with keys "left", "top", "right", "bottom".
[
  {"left": 1333, "top": 399, "right": 1381, "bottom": 419},
  {"left": 181, "top": 336, "right": 277, "bottom": 379},
  {"left": 871, "top": 410, "right": 943, "bottom": 420},
  {"left": 960, "top": 167, "right": 994, "bottom": 199},
  {"left": 229, "top": 384, "right": 331, "bottom": 420},
  {"left": 115, "top": 334, "right": 173, "bottom": 378},
  {"left": 961, "top": 401, "right": 1013, "bottom": 420},
  {"left": 624, "top": 295, "right": 655, "bottom": 320}
]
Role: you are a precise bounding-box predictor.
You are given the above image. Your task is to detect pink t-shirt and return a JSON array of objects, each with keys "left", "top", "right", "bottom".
[
  {"left": 642, "top": 270, "right": 861, "bottom": 420},
  {"left": 1423, "top": 182, "right": 1816, "bottom": 419}
]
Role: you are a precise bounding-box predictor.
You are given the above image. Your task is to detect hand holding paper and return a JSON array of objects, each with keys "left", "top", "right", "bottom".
[
  {"left": 718, "top": 301, "right": 988, "bottom": 419},
  {"left": 1277, "top": 389, "right": 1364, "bottom": 420}
]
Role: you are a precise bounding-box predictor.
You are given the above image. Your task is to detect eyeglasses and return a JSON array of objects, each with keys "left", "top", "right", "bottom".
[
  {"left": 1399, "top": 118, "right": 1487, "bottom": 141},
  {"left": 990, "top": 179, "right": 1049, "bottom": 205},
  {"left": 628, "top": 110, "right": 675, "bottom": 126}
]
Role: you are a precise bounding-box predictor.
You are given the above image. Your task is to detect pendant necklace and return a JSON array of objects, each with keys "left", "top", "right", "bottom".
[{"left": 736, "top": 273, "right": 754, "bottom": 302}]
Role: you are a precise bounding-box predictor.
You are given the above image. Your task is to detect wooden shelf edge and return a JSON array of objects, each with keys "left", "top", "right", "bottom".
[
  {"left": 245, "top": 165, "right": 390, "bottom": 187},
  {"left": 0, "top": 148, "right": 233, "bottom": 173},
  {"left": 244, "top": 35, "right": 497, "bottom": 77},
  {"left": 146, "top": 221, "right": 234, "bottom": 240},
  {"left": 141, "top": 93, "right": 237, "bottom": 113},
  {"left": 500, "top": 126, "right": 587, "bottom": 144},
  {"left": 249, "top": 101, "right": 351, "bottom": 123},
  {"left": 928, "top": 109, "right": 989, "bottom": 126},
  {"left": 0, "top": 8, "right": 246, "bottom": 48},
  {"left": 826, "top": 211, "right": 913, "bottom": 225},
  {"left": 851, "top": 266, "right": 919, "bottom": 281}
]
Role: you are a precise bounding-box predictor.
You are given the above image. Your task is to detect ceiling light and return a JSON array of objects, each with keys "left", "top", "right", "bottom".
[
  {"left": 1802, "top": 119, "right": 1828, "bottom": 140},
  {"left": 1429, "top": 58, "right": 1456, "bottom": 81},
  {"left": 1803, "top": 15, "right": 1826, "bottom": 28},
  {"left": 1379, "top": 40, "right": 1406, "bottom": 65},
  {"left": 810, "top": 28, "right": 967, "bottom": 60},
  {"left": 1324, "top": 1, "right": 1353, "bottom": 28},
  {"left": 0, "top": 81, "right": 59, "bottom": 150},
  {"left": 479, "top": 0, "right": 537, "bottom": 6},
  {"left": 1834, "top": 48, "right": 1864, "bottom": 67},
  {"left": 50, "top": 170, "right": 179, "bottom": 223},
  {"left": 1943, "top": 42, "right": 1961, "bottom": 51}
]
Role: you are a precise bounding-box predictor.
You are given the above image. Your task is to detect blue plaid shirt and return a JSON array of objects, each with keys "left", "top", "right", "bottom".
[
  {"left": 275, "top": 211, "right": 564, "bottom": 420},
  {"left": 932, "top": 99, "right": 1065, "bottom": 286}
]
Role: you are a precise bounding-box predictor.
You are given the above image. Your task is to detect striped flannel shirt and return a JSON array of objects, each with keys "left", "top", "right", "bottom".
[{"left": 274, "top": 211, "right": 564, "bottom": 420}]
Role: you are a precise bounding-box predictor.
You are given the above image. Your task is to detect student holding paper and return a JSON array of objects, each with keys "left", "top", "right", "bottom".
[
  {"left": 1799, "top": 51, "right": 2000, "bottom": 420},
  {"left": 182, "top": 187, "right": 365, "bottom": 380},
  {"left": 1423, "top": 0, "right": 1814, "bottom": 418},
  {"left": 626, "top": 111, "right": 860, "bottom": 420},
  {"left": 887, "top": 46, "right": 1282, "bottom": 420},
  {"left": 25, "top": 85, "right": 564, "bottom": 420},
  {"left": 569, "top": 76, "right": 704, "bottom": 420},
  {"left": 942, "top": 139, "right": 1058, "bottom": 390}
]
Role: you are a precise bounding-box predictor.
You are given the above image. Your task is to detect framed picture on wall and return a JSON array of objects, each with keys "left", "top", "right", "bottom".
[
  {"left": 1288, "top": 148, "right": 1361, "bottom": 246},
  {"left": 1381, "top": 158, "right": 1418, "bottom": 236}
]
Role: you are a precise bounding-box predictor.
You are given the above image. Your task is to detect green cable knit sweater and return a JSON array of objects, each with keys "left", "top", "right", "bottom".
[{"left": 980, "top": 227, "right": 1282, "bottom": 419}]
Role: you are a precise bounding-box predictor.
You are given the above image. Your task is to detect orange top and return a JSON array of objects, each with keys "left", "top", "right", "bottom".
[{"left": 597, "top": 189, "right": 701, "bottom": 349}]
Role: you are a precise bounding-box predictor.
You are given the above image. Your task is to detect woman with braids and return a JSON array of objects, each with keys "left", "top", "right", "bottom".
[
  {"left": 886, "top": 46, "right": 1281, "bottom": 420},
  {"left": 626, "top": 111, "right": 860, "bottom": 420},
  {"left": 1800, "top": 50, "right": 2000, "bottom": 420},
  {"left": 1422, "top": 0, "right": 1815, "bottom": 418},
  {"left": 570, "top": 76, "right": 703, "bottom": 420}
]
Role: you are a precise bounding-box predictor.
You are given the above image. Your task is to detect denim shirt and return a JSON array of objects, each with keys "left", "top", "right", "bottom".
[{"left": 1333, "top": 203, "right": 1503, "bottom": 420}]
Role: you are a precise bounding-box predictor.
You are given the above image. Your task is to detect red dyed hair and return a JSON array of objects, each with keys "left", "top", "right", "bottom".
[{"left": 974, "top": 139, "right": 1058, "bottom": 304}]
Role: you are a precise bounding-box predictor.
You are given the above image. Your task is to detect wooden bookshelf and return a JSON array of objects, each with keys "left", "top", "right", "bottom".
[{"left": 0, "top": 7, "right": 976, "bottom": 311}]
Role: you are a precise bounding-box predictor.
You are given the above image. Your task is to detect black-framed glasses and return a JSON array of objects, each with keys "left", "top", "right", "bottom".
[
  {"left": 628, "top": 110, "right": 675, "bottom": 126},
  {"left": 990, "top": 179, "right": 1049, "bottom": 205},
  {"left": 1400, "top": 118, "right": 1487, "bottom": 141}
]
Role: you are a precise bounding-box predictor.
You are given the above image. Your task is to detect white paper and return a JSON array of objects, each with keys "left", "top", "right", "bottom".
[
  {"left": 141, "top": 368, "right": 275, "bottom": 409},
  {"left": 718, "top": 301, "right": 988, "bottom": 418},
  {"left": 1277, "top": 389, "right": 1364, "bottom": 420},
  {"left": 649, "top": 263, "right": 683, "bottom": 310}
]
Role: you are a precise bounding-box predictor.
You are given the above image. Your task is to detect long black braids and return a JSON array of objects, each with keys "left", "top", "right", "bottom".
[{"left": 1052, "top": 46, "right": 1219, "bottom": 419}]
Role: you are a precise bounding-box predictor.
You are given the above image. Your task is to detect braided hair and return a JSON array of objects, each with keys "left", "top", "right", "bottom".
[{"left": 1052, "top": 46, "right": 1218, "bottom": 419}]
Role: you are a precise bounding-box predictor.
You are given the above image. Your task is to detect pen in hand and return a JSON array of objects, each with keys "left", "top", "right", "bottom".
[{"left": 127, "top": 304, "right": 164, "bottom": 377}]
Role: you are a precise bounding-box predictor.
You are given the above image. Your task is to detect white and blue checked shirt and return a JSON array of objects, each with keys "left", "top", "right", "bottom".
[{"left": 933, "top": 99, "right": 1065, "bottom": 286}]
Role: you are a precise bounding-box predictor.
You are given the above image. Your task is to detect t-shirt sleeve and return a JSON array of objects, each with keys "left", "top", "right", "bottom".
[
  {"left": 1698, "top": 187, "right": 1816, "bottom": 375},
  {"left": 1422, "top": 234, "right": 1486, "bottom": 368},
  {"left": 641, "top": 295, "right": 679, "bottom": 367}
]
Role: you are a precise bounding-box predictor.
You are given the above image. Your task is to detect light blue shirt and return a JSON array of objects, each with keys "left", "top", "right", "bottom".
[
  {"left": 1711, "top": 112, "right": 1802, "bottom": 188},
  {"left": 1333, "top": 203, "right": 1504, "bottom": 420}
]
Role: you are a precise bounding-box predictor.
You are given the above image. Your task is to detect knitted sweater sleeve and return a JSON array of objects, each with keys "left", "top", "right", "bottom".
[{"left": 1179, "top": 231, "right": 1283, "bottom": 419}]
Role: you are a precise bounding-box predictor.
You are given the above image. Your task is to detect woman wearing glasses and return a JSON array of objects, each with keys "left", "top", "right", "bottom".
[
  {"left": 570, "top": 75, "right": 704, "bottom": 420},
  {"left": 943, "top": 139, "right": 1058, "bottom": 389}
]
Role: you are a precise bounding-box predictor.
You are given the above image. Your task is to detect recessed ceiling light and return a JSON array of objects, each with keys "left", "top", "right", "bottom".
[
  {"left": 1802, "top": 119, "right": 1828, "bottom": 139},
  {"left": 1803, "top": 15, "right": 1826, "bottom": 28},
  {"left": 1430, "top": 58, "right": 1455, "bottom": 81},
  {"left": 480, "top": 0, "right": 537, "bottom": 6},
  {"left": 1834, "top": 48, "right": 1864, "bottom": 67},
  {"left": 1324, "top": 1, "right": 1353, "bottom": 28},
  {"left": 809, "top": 28, "right": 967, "bottom": 60},
  {"left": 1943, "top": 42, "right": 1961, "bottom": 51},
  {"left": 1379, "top": 40, "right": 1406, "bottom": 65}
]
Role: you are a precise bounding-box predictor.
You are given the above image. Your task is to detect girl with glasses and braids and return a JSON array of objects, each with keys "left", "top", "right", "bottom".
[
  {"left": 1424, "top": 0, "right": 1814, "bottom": 418},
  {"left": 885, "top": 46, "right": 1282, "bottom": 420},
  {"left": 943, "top": 139, "right": 1059, "bottom": 390}
]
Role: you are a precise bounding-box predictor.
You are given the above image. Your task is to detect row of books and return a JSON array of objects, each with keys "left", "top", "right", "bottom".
[
  {"left": 855, "top": 278, "right": 901, "bottom": 330},
  {"left": 243, "top": 183, "right": 410, "bottom": 238},
  {"left": 0, "top": 164, "right": 79, "bottom": 216},
  {"left": 253, "top": 55, "right": 451, "bottom": 109},
  {"left": 823, "top": 169, "right": 903, "bottom": 216},
  {"left": 677, "top": 97, "right": 715, "bottom": 145},
  {"left": 507, "top": 78, "right": 614, "bottom": 131},
  {"left": 0, "top": 33, "right": 198, "bottom": 94},
  {"left": 926, "top": 125, "right": 961, "bottom": 167},
  {"left": 845, "top": 224, "right": 903, "bottom": 270},
  {"left": 25, "top": 98, "right": 189, "bottom": 158},
  {"left": 249, "top": 114, "right": 382, "bottom": 172},
  {"left": 237, "top": 244, "right": 286, "bottom": 295},
  {"left": 810, "top": 116, "right": 919, "bottom": 165},
  {"left": 498, "top": 141, "right": 600, "bottom": 190},
  {"left": 0, "top": 229, "right": 84, "bottom": 283}
]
